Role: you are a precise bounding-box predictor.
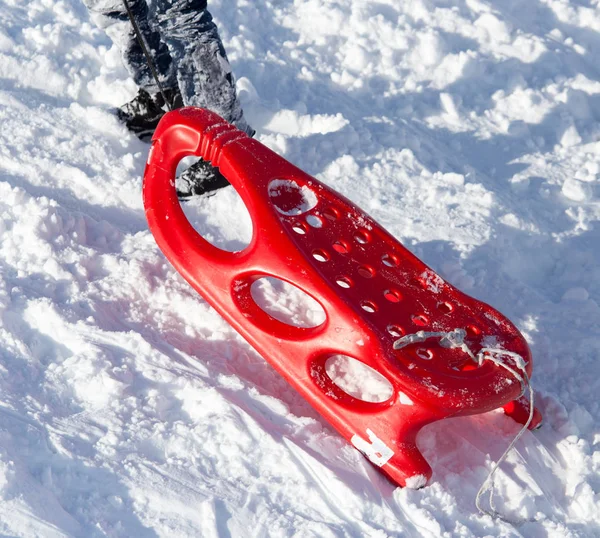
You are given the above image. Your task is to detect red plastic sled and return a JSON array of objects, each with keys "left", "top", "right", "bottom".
[{"left": 143, "top": 108, "right": 542, "bottom": 488}]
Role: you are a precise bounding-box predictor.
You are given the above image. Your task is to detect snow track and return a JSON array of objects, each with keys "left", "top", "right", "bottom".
[{"left": 0, "top": 0, "right": 599, "bottom": 536}]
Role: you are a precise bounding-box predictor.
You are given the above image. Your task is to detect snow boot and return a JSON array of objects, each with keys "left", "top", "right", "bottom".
[
  {"left": 176, "top": 159, "right": 230, "bottom": 199},
  {"left": 117, "top": 88, "right": 183, "bottom": 142}
]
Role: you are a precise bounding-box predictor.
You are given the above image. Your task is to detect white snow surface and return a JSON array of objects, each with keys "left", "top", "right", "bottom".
[{"left": 1, "top": 0, "right": 600, "bottom": 536}]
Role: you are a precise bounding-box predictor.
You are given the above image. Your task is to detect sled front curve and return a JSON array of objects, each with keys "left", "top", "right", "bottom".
[{"left": 143, "top": 108, "right": 542, "bottom": 488}]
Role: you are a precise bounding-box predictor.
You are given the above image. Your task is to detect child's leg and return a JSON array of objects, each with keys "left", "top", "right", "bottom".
[
  {"left": 153, "top": 0, "right": 253, "bottom": 135},
  {"left": 83, "top": 0, "right": 177, "bottom": 95}
]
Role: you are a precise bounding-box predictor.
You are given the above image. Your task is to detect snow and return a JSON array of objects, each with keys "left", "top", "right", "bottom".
[{"left": 0, "top": 0, "right": 600, "bottom": 536}]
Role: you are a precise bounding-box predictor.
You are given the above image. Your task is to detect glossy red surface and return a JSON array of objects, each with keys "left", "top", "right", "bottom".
[{"left": 143, "top": 108, "right": 541, "bottom": 487}]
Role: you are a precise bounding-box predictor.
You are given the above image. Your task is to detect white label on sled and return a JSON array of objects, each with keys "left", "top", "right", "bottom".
[{"left": 351, "top": 429, "right": 394, "bottom": 467}]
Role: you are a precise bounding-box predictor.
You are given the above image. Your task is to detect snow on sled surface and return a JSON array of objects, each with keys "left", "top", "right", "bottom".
[{"left": 0, "top": 0, "right": 599, "bottom": 537}]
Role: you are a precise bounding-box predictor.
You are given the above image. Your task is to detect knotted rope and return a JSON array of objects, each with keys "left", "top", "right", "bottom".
[{"left": 394, "top": 328, "right": 535, "bottom": 522}]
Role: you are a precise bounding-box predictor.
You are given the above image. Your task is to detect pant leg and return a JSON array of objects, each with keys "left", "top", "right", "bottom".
[
  {"left": 83, "top": 0, "right": 177, "bottom": 93},
  {"left": 153, "top": 0, "right": 252, "bottom": 134}
]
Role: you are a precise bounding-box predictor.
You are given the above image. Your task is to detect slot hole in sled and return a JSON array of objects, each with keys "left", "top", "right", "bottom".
[
  {"left": 325, "top": 355, "right": 393, "bottom": 403},
  {"left": 250, "top": 277, "right": 326, "bottom": 328}
]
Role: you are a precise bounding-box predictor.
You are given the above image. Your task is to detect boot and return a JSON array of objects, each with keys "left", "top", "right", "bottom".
[
  {"left": 176, "top": 159, "right": 230, "bottom": 199},
  {"left": 117, "top": 88, "right": 183, "bottom": 142},
  {"left": 175, "top": 126, "right": 256, "bottom": 199}
]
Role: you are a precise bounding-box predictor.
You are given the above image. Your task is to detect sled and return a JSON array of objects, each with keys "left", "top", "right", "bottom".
[{"left": 143, "top": 108, "right": 542, "bottom": 488}]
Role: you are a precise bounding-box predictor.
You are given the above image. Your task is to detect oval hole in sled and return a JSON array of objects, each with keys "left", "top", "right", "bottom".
[
  {"left": 250, "top": 277, "right": 326, "bottom": 328},
  {"left": 178, "top": 156, "right": 253, "bottom": 252},
  {"left": 325, "top": 355, "right": 393, "bottom": 403}
]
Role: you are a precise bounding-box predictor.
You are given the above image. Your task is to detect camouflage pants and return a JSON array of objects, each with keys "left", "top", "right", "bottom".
[{"left": 83, "top": 0, "right": 250, "bottom": 133}]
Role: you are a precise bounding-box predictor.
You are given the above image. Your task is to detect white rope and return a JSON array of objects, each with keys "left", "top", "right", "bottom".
[{"left": 394, "top": 328, "right": 536, "bottom": 522}]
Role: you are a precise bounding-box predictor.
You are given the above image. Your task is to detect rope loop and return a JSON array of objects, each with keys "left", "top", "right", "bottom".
[{"left": 394, "top": 328, "right": 536, "bottom": 522}]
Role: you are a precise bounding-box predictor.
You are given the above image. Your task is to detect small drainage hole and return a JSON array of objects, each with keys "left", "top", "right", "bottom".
[
  {"left": 382, "top": 254, "right": 399, "bottom": 267},
  {"left": 384, "top": 289, "right": 402, "bottom": 303},
  {"left": 387, "top": 325, "right": 404, "bottom": 338},
  {"left": 416, "top": 348, "right": 433, "bottom": 360},
  {"left": 357, "top": 265, "right": 375, "bottom": 278},
  {"left": 466, "top": 325, "right": 481, "bottom": 337},
  {"left": 437, "top": 302, "right": 453, "bottom": 313},
  {"left": 411, "top": 314, "right": 429, "bottom": 327},
  {"left": 332, "top": 241, "right": 349, "bottom": 254},
  {"left": 312, "top": 250, "right": 329, "bottom": 262},
  {"left": 323, "top": 207, "right": 340, "bottom": 221},
  {"left": 292, "top": 223, "right": 307, "bottom": 235},
  {"left": 361, "top": 301, "right": 377, "bottom": 313},
  {"left": 354, "top": 231, "right": 370, "bottom": 245},
  {"left": 336, "top": 277, "right": 352, "bottom": 289}
]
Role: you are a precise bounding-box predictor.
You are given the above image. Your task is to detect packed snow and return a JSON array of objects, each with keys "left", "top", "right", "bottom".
[{"left": 1, "top": 0, "right": 600, "bottom": 536}]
